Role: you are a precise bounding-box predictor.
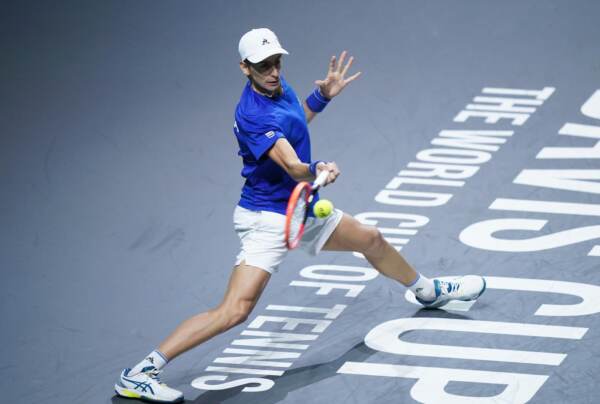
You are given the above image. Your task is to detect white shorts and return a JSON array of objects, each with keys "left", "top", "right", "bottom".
[{"left": 233, "top": 205, "right": 344, "bottom": 274}]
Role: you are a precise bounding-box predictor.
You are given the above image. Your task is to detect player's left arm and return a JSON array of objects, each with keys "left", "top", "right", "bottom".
[{"left": 303, "top": 50, "right": 362, "bottom": 123}]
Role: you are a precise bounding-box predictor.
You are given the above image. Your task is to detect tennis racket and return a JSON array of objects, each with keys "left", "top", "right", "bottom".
[{"left": 284, "top": 170, "right": 330, "bottom": 249}]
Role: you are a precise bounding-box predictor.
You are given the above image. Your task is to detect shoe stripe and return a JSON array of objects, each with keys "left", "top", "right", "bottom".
[
  {"left": 123, "top": 376, "right": 155, "bottom": 395},
  {"left": 433, "top": 279, "right": 442, "bottom": 298}
]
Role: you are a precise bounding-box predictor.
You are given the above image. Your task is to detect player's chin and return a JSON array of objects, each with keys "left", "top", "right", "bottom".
[
  {"left": 267, "top": 84, "right": 283, "bottom": 97},
  {"left": 265, "top": 80, "right": 281, "bottom": 91}
]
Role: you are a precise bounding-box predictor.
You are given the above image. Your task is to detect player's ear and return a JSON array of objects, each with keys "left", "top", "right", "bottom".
[{"left": 239, "top": 61, "right": 251, "bottom": 77}]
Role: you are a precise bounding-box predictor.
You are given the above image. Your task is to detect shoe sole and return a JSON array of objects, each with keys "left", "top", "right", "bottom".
[{"left": 114, "top": 384, "right": 184, "bottom": 403}]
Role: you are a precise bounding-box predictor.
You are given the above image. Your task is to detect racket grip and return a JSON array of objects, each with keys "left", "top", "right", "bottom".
[{"left": 313, "top": 170, "right": 329, "bottom": 188}]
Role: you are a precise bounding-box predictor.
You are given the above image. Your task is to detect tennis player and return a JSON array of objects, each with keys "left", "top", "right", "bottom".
[{"left": 115, "top": 28, "right": 486, "bottom": 403}]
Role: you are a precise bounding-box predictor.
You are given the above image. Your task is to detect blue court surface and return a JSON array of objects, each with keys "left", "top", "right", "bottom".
[{"left": 3, "top": 1, "right": 600, "bottom": 403}]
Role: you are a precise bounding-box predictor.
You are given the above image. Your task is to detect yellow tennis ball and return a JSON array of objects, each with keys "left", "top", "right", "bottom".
[{"left": 313, "top": 199, "right": 334, "bottom": 218}]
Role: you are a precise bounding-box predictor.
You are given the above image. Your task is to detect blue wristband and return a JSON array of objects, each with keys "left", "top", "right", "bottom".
[
  {"left": 305, "top": 88, "right": 331, "bottom": 113},
  {"left": 309, "top": 160, "right": 324, "bottom": 176}
]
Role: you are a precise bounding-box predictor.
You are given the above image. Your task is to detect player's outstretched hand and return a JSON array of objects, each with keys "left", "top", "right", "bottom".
[
  {"left": 315, "top": 50, "right": 361, "bottom": 99},
  {"left": 316, "top": 161, "right": 340, "bottom": 186}
]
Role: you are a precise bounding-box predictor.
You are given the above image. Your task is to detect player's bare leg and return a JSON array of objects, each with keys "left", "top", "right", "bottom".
[
  {"left": 323, "top": 214, "right": 485, "bottom": 308},
  {"left": 323, "top": 213, "right": 418, "bottom": 285},
  {"left": 116, "top": 264, "right": 270, "bottom": 402},
  {"left": 159, "top": 263, "right": 271, "bottom": 360}
]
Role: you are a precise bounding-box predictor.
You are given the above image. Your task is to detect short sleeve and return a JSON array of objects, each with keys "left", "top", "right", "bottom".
[{"left": 243, "top": 130, "right": 285, "bottom": 160}]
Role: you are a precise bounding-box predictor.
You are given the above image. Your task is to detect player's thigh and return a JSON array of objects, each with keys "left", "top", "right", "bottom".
[
  {"left": 221, "top": 262, "right": 271, "bottom": 310},
  {"left": 322, "top": 213, "right": 377, "bottom": 252}
]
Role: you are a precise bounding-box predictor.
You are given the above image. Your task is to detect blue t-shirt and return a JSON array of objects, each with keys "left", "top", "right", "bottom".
[{"left": 234, "top": 77, "right": 318, "bottom": 215}]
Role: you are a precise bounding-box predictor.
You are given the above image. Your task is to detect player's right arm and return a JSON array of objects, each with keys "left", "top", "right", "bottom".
[{"left": 268, "top": 138, "right": 339, "bottom": 184}]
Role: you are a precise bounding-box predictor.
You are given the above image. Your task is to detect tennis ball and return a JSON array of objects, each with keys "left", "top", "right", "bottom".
[{"left": 313, "top": 199, "right": 334, "bottom": 218}]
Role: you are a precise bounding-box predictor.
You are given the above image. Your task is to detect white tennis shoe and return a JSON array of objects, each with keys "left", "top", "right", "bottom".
[
  {"left": 416, "top": 275, "right": 486, "bottom": 308},
  {"left": 115, "top": 367, "right": 183, "bottom": 403}
]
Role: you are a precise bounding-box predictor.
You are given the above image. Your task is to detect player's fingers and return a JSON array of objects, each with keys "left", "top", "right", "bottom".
[
  {"left": 330, "top": 171, "right": 340, "bottom": 183},
  {"left": 336, "top": 51, "right": 347, "bottom": 72},
  {"left": 341, "top": 56, "right": 354, "bottom": 77},
  {"left": 344, "top": 71, "right": 362, "bottom": 85},
  {"left": 326, "top": 171, "right": 335, "bottom": 184},
  {"left": 328, "top": 55, "right": 336, "bottom": 74},
  {"left": 316, "top": 161, "right": 328, "bottom": 174},
  {"left": 326, "top": 162, "right": 340, "bottom": 183}
]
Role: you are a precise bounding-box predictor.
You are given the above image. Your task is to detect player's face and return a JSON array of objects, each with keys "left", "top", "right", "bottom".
[{"left": 240, "top": 54, "right": 283, "bottom": 96}]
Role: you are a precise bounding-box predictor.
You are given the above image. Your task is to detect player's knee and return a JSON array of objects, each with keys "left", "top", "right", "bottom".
[
  {"left": 228, "top": 311, "right": 249, "bottom": 328},
  {"left": 362, "top": 225, "right": 386, "bottom": 258},
  {"left": 223, "top": 301, "right": 253, "bottom": 329}
]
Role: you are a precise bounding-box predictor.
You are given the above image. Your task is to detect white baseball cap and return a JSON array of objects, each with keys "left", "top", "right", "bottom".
[{"left": 239, "top": 28, "right": 289, "bottom": 63}]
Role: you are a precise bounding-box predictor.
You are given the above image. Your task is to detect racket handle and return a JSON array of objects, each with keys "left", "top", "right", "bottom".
[{"left": 313, "top": 170, "right": 329, "bottom": 189}]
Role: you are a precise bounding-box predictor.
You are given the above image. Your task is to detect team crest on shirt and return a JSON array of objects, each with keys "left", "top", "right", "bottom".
[{"left": 265, "top": 131, "right": 275, "bottom": 138}]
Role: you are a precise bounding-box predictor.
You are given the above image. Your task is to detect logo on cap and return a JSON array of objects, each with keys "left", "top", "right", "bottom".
[{"left": 262, "top": 38, "right": 270, "bottom": 45}]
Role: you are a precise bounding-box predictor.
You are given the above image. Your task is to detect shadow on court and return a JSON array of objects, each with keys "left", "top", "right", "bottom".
[{"left": 111, "top": 309, "right": 473, "bottom": 404}]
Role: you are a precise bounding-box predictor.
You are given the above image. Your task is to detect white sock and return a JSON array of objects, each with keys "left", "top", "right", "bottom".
[
  {"left": 405, "top": 273, "right": 435, "bottom": 300},
  {"left": 130, "top": 350, "right": 169, "bottom": 375}
]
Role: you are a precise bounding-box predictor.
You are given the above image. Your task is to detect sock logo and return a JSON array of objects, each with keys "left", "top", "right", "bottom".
[
  {"left": 146, "top": 357, "right": 154, "bottom": 364},
  {"left": 416, "top": 287, "right": 424, "bottom": 295}
]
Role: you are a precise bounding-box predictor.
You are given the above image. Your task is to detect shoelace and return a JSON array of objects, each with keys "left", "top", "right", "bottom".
[
  {"left": 148, "top": 369, "right": 165, "bottom": 385},
  {"left": 439, "top": 280, "right": 460, "bottom": 295}
]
